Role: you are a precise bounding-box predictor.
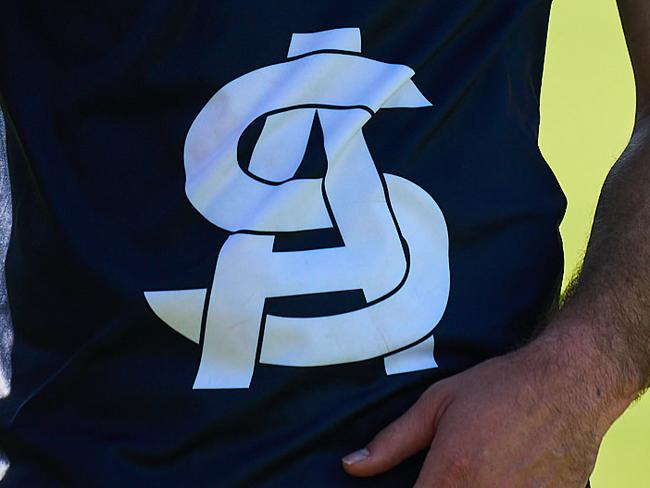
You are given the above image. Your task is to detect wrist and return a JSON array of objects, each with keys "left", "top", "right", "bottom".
[{"left": 519, "top": 318, "right": 638, "bottom": 433}]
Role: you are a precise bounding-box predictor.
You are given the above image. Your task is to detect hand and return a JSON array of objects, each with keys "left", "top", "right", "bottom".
[{"left": 342, "top": 333, "right": 626, "bottom": 487}]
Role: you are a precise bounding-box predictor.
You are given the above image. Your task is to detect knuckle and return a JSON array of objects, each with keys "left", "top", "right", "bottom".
[
  {"left": 419, "top": 383, "right": 446, "bottom": 410},
  {"left": 419, "top": 382, "right": 453, "bottom": 423}
]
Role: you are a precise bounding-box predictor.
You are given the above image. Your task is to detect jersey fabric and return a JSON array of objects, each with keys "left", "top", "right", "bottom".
[{"left": 0, "top": 1, "right": 567, "bottom": 486}]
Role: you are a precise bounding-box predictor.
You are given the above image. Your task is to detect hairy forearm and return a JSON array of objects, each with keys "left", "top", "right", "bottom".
[
  {"left": 527, "top": 0, "right": 650, "bottom": 432},
  {"left": 509, "top": 0, "right": 650, "bottom": 444},
  {"left": 572, "top": 116, "right": 650, "bottom": 391},
  {"left": 537, "top": 116, "right": 650, "bottom": 423}
]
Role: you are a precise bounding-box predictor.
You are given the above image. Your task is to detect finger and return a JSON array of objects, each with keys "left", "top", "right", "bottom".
[{"left": 342, "top": 394, "right": 440, "bottom": 477}]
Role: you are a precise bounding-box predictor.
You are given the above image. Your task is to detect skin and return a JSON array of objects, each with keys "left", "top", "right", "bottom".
[{"left": 342, "top": 1, "right": 650, "bottom": 486}]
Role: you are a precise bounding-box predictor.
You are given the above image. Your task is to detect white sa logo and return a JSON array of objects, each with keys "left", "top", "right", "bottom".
[{"left": 145, "top": 27, "right": 450, "bottom": 389}]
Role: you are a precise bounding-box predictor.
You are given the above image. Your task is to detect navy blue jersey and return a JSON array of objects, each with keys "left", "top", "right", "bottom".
[{"left": 0, "top": 1, "right": 567, "bottom": 486}]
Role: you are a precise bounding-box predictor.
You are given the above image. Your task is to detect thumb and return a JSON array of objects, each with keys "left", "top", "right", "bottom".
[{"left": 342, "top": 389, "right": 446, "bottom": 477}]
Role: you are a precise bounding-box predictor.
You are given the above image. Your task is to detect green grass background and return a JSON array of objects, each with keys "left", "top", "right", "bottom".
[{"left": 539, "top": 0, "right": 650, "bottom": 485}]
